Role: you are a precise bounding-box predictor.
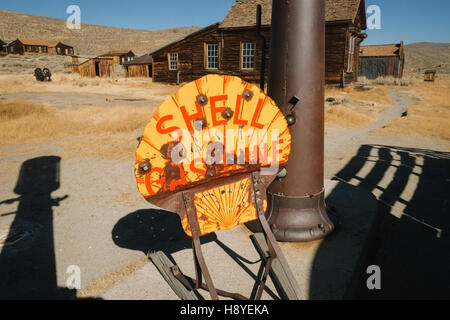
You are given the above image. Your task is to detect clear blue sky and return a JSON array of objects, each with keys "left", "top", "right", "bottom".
[{"left": 1, "top": 0, "right": 449, "bottom": 45}]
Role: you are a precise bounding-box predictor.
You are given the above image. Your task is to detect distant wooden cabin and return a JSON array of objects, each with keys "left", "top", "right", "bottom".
[
  {"left": 7, "top": 38, "right": 74, "bottom": 56},
  {"left": 151, "top": 0, "right": 367, "bottom": 86},
  {"left": 72, "top": 51, "right": 135, "bottom": 77},
  {"left": 359, "top": 42, "right": 405, "bottom": 79},
  {"left": 124, "top": 54, "right": 153, "bottom": 77},
  {"left": 98, "top": 50, "right": 135, "bottom": 65},
  {"left": 0, "top": 40, "right": 5, "bottom": 56},
  {"left": 73, "top": 56, "right": 116, "bottom": 77},
  {"left": 424, "top": 70, "right": 436, "bottom": 82}
]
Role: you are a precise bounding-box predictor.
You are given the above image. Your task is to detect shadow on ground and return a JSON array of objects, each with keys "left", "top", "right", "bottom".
[
  {"left": 0, "top": 156, "right": 76, "bottom": 299},
  {"left": 112, "top": 210, "right": 279, "bottom": 299},
  {"left": 112, "top": 209, "right": 217, "bottom": 255},
  {"left": 324, "top": 144, "right": 450, "bottom": 299},
  {"left": 112, "top": 144, "right": 449, "bottom": 300}
]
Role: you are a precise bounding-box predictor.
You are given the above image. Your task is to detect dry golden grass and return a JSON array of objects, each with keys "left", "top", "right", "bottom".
[
  {"left": 376, "top": 78, "right": 450, "bottom": 140},
  {"left": 326, "top": 84, "right": 395, "bottom": 107},
  {"left": 325, "top": 105, "right": 373, "bottom": 128},
  {"left": 0, "top": 100, "right": 155, "bottom": 158},
  {"left": 324, "top": 84, "right": 395, "bottom": 128},
  {"left": 77, "top": 257, "right": 148, "bottom": 298}
]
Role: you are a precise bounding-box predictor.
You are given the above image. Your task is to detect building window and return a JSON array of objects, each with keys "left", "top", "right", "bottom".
[
  {"left": 41, "top": 46, "right": 48, "bottom": 53},
  {"left": 347, "top": 36, "right": 356, "bottom": 73},
  {"left": 57, "top": 47, "right": 61, "bottom": 54},
  {"left": 241, "top": 42, "right": 255, "bottom": 70},
  {"left": 205, "top": 43, "right": 219, "bottom": 69},
  {"left": 32, "top": 46, "right": 39, "bottom": 52},
  {"left": 169, "top": 52, "right": 178, "bottom": 70}
]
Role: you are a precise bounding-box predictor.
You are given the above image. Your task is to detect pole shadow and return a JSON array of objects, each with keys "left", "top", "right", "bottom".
[{"left": 0, "top": 156, "right": 75, "bottom": 299}]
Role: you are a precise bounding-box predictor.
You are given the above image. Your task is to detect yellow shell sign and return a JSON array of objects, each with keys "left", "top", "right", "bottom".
[{"left": 135, "top": 74, "right": 291, "bottom": 236}]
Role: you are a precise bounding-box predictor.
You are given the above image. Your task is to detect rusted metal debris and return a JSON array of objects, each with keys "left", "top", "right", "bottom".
[{"left": 34, "top": 67, "right": 52, "bottom": 82}]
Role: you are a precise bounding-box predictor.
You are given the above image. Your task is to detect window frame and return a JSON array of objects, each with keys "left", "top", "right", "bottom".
[
  {"left": 168, "top": 52, "right": 178, "bottom": 71},
  {"left": 347, "top": 35, "right": 356, "bottom": 73},
  {"left": 241, "top": 42, "right": 256, "bottom": 70},
  {"left": 204, "top": 43, "right": 219, "bottom": 70}
]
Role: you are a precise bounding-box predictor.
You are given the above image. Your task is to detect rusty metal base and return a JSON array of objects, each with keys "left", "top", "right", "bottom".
[
  {"left": 149, "top": 172, "right": 303, "bottom": 300},
  {"left": 269, "top": 189, "right": 334, "bottom": 242},
  {"left": 247, "top": 189, "right": 335, "bottom": 242},
  {"left": 149, "top": 213, "right": 303, "bottom": 300}
]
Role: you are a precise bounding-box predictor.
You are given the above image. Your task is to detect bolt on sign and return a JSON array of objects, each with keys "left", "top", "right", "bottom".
[{"left": 135, "top": 74, "right": 291, "bottom": 236}]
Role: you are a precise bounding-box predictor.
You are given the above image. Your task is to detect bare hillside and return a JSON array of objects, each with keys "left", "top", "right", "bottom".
[
  {"left": 404, "top": 42, "right": 450, "bottom": 74},
  {"left": 0, "top": 10, "right": 200, "bottom": 56}
]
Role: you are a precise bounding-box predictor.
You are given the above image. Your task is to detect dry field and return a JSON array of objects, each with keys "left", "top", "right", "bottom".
[
  {"left": 324, "top": 76, "right": 450, "bottom": 143},
  {"left": 324, "top": 82, "right": 395, "bottom": 128},
  {"left": 0, "top": 74, "right": 179, "bottom": 160},
  {"left": 1, "top": 73, "right": 449, "bottom": 161},
  {"left": 374, "top": 78, "right": 450, "bottom": 140}
]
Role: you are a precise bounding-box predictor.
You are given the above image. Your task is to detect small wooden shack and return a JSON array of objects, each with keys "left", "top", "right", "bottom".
[
  {"left": 358, "top": 42, "right": 405, "bottom": 79},
  {"left": 151, "top": 0, "right": 367, "bottom": 85},
  {"left": 6, "top": 38, "right": 74, "bottom": 56},
  {"left": 124, "top": 54, "right": 153, "bottom": 77},
  {"left": 424, "top": 70, "right": 436, "bottom": 82},
  {"left": 73, "top": 56, "right": 116, "bottom": 77},
  {"left": 98, "top": 50, "right": 135, "bottom": 65},
  {"left": 0, "top": 40, "right": 6, "bottom": 56}
]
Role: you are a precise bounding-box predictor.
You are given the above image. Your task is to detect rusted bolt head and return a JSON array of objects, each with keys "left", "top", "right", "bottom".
[
  {"left": 194, "top": 118, "right": 207, "bottom": 130},
  {"left": 138, "top": 159, "right": 152, "bottom": 175},
  {"left": 286, "top": 114, "right": 296, "bottom": 126},
  {"left": 160, "top": 141, "right": 184, "bottom": 160},
  {"left": 242, "top": 89, "right": 253, "bottom": 101},
  {"left": 164, "top": 164, "right": 181, "bottom": 180},
  {"left": 196, "top": 94, "right": 208, "bottom": 106},
  {"left": 221, "top": 107, "right": 234, "bottom": 120},
  {"left": 205, "top": 166, "right": 216, "bottom": 178}
]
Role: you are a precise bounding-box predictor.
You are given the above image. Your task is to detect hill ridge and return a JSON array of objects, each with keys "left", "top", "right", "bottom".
[{"left": 0, "top": 9, "right": 201, "bottom": 56}]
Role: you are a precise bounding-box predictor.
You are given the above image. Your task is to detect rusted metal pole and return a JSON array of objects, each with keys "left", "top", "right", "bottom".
[{"left": 266, "top": 0, "right": 334, "bottom": 242}]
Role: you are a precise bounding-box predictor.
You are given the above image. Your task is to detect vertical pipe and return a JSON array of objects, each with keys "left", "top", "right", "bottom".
[
  {"left": 266, "top": 0, "right": 334, "bottom": 242},
  {"left": 256, "top": 4, "right": 266, "bottom": 91}
]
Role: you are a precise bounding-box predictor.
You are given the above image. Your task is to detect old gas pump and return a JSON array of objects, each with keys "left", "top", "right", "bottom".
[{"left": 265, "top": 0, "right": 335, "bottom": 242}]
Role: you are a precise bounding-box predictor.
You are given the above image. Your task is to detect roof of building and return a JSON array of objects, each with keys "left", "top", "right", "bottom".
[
  {"left": 219, "top": 0, "right": 365, "bottom": 29},
  {"left": 98, "top": 50, "right": 135, "bottom": 57},
  {"left": 359, "top": 43, "right": 403, "bottom": 57},
  {"left": 16, "top": 38, "right": 63, "bottom": 47},
  {"left": 123, "top": 54, "right": 153, "bottom": 66},
  {"left": 150, "top": 23, "right": 219, "bottom": 55}
]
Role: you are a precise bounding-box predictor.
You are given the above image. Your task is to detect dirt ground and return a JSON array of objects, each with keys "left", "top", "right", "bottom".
[{"left": 0, "top": 73, "right": 449, "bottom": 299}]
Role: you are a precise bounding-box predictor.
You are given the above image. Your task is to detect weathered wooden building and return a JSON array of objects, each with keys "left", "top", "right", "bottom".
[
  {"left": 358, "top": 42, "right": 405, "bottom": 79},
  {"left": 98, "top": 50, "right": 135, "bottom": 65},
  {"left": 124, "top": 54, "right": 153, "bottom": 77},
  {"left": 72, "top": 56, "right": 116, "bottom": 77},
  {"left": 0, "top": 40, "right": 6, "bottom": 56},
  {"left": 151, "top": 0, "right": 367, "bottom": 85},
  {"left": 6, "top": 38, "right": 74, "bottom": 55},
  {"left": 71, "top": 50, "right": 135, "bottom": 77}
]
